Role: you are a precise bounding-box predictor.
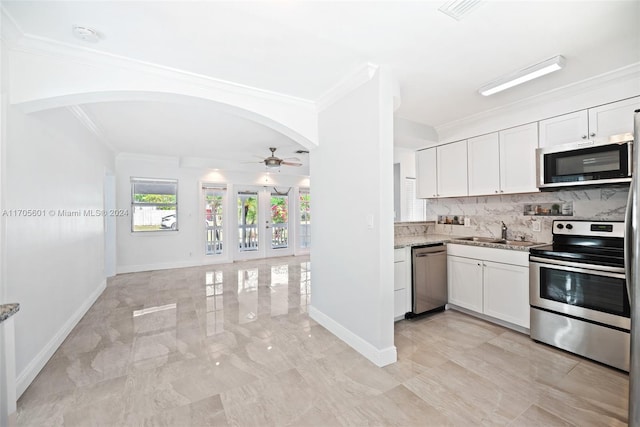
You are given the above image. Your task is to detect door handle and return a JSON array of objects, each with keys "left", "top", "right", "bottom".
[{"left": 415, "top": 251, "right": 446, "bottom": 258}]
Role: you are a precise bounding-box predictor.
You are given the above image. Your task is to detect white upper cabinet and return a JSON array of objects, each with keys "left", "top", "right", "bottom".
[
  {"left": 416, "top": 148, "right": 437, "bottom": 198},
  {"left": 416, "top": 142, "right": 468, "bottom": 198},
  {"left": 588, "top": 97, "right": 640, "bottom": 143},
  {"left": 538, "top": 110, "right": 588, "bottom": 148},
  {"left": 416, "top": 96, "right": 638, "bottom": 199},
  {"left": 499, "top": 123, "right": 539, "bottom": 194},
  {"left": 467, "top": 133, "right": 500, "bottom": 196},
  {"left": 467, "top": 124, "right": 538, "bottom": 196},
  {"left": 539, "top": 97, "right": 640, "bottom": 148},
  {"left": 437, "top": 141, "right": 468, "bottom": 198}
]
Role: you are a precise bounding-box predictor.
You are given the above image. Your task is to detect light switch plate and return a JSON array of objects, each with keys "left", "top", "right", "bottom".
[{"left": 366, "top": 214, "right": 374, "bottom": 229}]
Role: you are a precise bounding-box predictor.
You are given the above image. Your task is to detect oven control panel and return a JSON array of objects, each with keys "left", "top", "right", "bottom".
[{"left": 553, "top": 220, "right": 624, "bottom": 238}]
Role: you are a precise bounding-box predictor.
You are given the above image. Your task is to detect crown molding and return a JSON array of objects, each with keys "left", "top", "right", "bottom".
[
  {"left": 436, "top": 62, "right": 640, "bottom": 138},
  {"left": 1, "top": 7, "right": 315, "bottom": 111},
  {"left": 316, "top": 62, "right": 379, "bottom": 112},
  {"left": 66, "top": 105, "right": 117, "bottom": 153}
]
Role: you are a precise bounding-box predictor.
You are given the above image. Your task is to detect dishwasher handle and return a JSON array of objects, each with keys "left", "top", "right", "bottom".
[{"left": 414, "top": 251, "right": 446, "bottom": 257}]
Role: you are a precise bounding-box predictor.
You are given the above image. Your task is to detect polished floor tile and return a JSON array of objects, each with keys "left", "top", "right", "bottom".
[{"left": 17, "top": 255, "right": 629, "bottom": 426}]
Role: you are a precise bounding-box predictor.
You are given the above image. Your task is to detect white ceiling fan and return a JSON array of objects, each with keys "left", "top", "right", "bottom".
[{"left": 257, "top": 147, "right": 303, "bottom": 168}]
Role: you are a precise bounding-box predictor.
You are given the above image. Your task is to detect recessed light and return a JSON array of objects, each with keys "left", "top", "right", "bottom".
[{"left": 72, "top": 25, "right": 101, "bottom": 43}]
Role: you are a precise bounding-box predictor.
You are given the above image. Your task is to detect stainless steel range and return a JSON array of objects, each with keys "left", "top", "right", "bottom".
[{"left": 529, "top": 220, "right": 629, "bottom": 371}]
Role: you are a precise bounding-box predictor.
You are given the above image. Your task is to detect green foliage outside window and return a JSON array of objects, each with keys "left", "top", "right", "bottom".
[{"left": 271, "top": 197, "right": 288, "bottom": 224}]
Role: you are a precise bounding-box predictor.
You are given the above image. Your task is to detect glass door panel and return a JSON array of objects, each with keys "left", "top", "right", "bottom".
[
  {"left": 238, "top": 192, "right": 259, "bottom": 253},
  {"left": 299, "top": 190, "right": 310, "bottom": 250},
  {"left": 270, "top": 194, "right": 289, "bottom": 250},
  {"left": 203, "top": 185, "right": 225, "bottom": 256}
]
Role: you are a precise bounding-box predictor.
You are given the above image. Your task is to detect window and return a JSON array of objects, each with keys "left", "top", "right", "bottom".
[
  {"left": 299, "top": 189, "right": 310, "bottom": 249},
  {"left": 131, "top": 178, "right": 178, "bottom": 232},
  {"left": 404, "top": 178, "right": 426, "bottom": 221}
]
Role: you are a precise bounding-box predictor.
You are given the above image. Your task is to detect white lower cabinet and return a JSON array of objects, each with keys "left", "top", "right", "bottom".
[
  {"left": 394, "top": 248, "right": 410, "bottom": 320},
  {"left": 447, "top": 244, "right": 530, "bottom": 329},
  {"left": 447, "top": 255, "right": 483, "bottom": 312},
  {"left": 482, "top": 261, "right": 530, "bottom": 328}
]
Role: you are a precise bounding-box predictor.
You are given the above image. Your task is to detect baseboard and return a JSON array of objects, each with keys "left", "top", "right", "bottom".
[
  {"left": 308, "top": 306, "right": 397, "bottom": 367},
  {"left": 16, "top": 279, "right": 106, "bottom": 397}
]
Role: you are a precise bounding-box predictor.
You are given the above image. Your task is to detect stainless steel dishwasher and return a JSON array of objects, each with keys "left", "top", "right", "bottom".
[{"left": 411, "top": 244, "right": 447, "bottom": 315}]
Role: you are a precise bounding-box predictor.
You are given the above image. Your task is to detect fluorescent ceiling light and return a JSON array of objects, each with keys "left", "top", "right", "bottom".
[{"left": 479, "top": 55, "right": 566, "bottom": 96}]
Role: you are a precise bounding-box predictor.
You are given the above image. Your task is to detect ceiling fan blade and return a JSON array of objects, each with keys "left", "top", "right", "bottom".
[
  {"left": 281, "top": 161, "right": 302, "bottom": 167},
  {"left": 282, "top": 157, "right": 301, "bottom": 162}
]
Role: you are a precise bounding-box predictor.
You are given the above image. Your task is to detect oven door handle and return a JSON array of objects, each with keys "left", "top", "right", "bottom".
[{"left": 530, "top": 257, "right": 626, "bottom": 278}]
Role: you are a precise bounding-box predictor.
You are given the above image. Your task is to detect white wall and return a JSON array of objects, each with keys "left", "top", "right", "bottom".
[
  {"left": 116, "top": 153, "right": 309, "bottom": 273},
  {"left": 3, "top": 105, "right": 114, "bottom": 396},
  {"left": 310, "top": 67, "right": 396, "bottom": 366}
]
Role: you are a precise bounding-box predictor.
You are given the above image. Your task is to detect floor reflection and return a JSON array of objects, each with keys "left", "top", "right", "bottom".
[
  {"left": 18, "top": 254, "right": 627, "bottom": 427},
  {"left": 206, "top": 271, "right": 224, "bottom": 336},
  {"left": 237, "top": 268, "right": 259, "bottom": 323}
]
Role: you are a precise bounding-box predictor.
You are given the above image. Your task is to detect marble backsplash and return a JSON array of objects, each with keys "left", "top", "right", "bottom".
[
  {"left": 394, "top": 221, "right": 435, "bottom": 237},
  {"left": 427, "top": 186, "right": 629, "bottom": 243}
]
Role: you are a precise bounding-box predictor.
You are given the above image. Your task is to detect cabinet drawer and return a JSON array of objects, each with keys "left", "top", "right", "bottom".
[
  {"left": 394, "top": 247, "right": 407, "bottom": 262},
  {"left": 446, "top": 244, "right": 529, "bottom": 267}
]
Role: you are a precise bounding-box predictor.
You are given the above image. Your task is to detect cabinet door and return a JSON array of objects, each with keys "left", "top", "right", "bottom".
[
  {"left": 588, "top": 97, "right": 640, "bottom": 143},
  {"left": 499, "top": 123, "right": 539, "bottom": 194},
  {"left": 467, "top": 133, "right": 500, "bottom": 196},
  {"left": 394, "top": 288, "right": 407, "bottom": 320},
  {"left": 447, "top": 255, "right": 483, "bottom": 313},
  {"left": 538, "top": 110, "right": 588, "bottom": 148},
  {"left": 437, "top": 141, "right": 468, "bottom": 198},
  {"left": 482, "top": 261, "right": 530, "bottom": 328},
  {"left": 416, "top": 148, "right": 437, "bottom": 198}
]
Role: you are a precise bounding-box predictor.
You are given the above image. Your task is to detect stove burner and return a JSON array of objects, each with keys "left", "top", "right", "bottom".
[{"left": 530, "top": 220, "right": 625, "bottom": 268}]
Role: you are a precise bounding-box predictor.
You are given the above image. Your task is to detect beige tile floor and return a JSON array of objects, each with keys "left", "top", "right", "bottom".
[{"left": 17, "top": 255, "right": 629, "bottom": 426}]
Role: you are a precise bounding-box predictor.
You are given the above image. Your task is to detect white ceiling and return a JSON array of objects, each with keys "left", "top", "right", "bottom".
[
  {"left": 3, "top": 1, "right": 640, "bottom": 159},
  {"left": 82, "top": 100, "right": 308, "bottom": 173}
]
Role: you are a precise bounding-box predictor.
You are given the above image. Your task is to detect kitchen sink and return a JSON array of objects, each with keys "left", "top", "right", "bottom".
[
  {"left": 451, "top": 236, "right": 540, "bottom": 246},
  {"left": 451, "top": 236, "right": 503, "bottom": 243},
  {"left": 497, "top": 240, "right": 538, "bottom": 247}
]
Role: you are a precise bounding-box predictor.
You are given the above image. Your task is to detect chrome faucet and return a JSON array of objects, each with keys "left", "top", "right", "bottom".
[{"left": 501, "top": 221, "right": 508, "bottom": 240}]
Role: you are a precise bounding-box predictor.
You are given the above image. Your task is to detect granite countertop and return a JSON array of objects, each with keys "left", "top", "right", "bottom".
[
  {"left": 0, "top": 303, "right": 20, "bottom": 323},
  {"left": 395, "top": 235, "right": 547, "bottom": 252},
  {"left": 394, "top": 234, "right": 456, "bottom": 248}
]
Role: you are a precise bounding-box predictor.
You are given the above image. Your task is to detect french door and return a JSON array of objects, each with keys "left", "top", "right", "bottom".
[{"left": 236, "top": 187, "right": 294, "bottom": 259}]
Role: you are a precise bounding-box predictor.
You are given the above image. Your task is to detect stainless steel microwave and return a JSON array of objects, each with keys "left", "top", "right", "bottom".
[{"left": 536, "top": 139, "right": 633, "bottom": 189}]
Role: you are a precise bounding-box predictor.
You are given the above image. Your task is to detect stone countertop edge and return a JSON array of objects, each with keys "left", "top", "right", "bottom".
[
  {"left": 394, "top": 236, "right": 548, "bottom": 252},
  {"left": 0, "top": 303, "right": 20, "bottom": 323}
]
